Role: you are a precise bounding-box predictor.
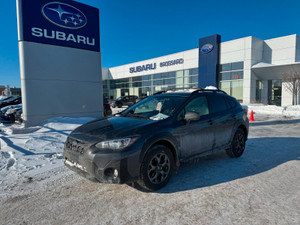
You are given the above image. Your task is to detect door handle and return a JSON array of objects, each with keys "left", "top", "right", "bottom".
[
  {"left": 208, "top": 119, "right": 213, "bottom": 125},
  {"left": 232, "top": 115, "right": 237, "bottom": 119}
]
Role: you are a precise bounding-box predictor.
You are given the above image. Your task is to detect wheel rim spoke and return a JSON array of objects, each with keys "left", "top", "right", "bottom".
[
  {"left": 147, "top": 152, "right": 170, "bottom": 184},
  {"left": 235, "top": 134, "right": 245, "bottom": 153}
]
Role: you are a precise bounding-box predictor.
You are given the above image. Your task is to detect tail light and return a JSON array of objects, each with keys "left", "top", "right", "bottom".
[
  {"left": 242, "top": 105, "right": 248, "bottom": 116},
  {"left": 104, "top": 104, "right": 111, "bottom": 109}
]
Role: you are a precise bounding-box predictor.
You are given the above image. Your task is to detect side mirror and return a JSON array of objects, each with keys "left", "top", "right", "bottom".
[{"left": 185, "top": 112, "right": 200, "bottom": 121}]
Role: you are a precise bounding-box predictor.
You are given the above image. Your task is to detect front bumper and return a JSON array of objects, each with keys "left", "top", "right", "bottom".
[{"left": 63, "top": 138, "right": 141, "bottom": 184}]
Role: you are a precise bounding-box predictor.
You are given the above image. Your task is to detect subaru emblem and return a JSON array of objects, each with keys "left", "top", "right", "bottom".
[
  {"left": 201, "top": 44, "right": 214, "bottom": 54},
  {"left": 42, "top": 2, "right": 87, "bottom": 29}
]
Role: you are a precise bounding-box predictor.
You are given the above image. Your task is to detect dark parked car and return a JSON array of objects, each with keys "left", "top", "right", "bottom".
[
  {"left": 0, "top": 104, "right": 22, "bottom": 122},
  {"left": 136, "top": 96, "right": 147, "bottom": 103},
  {"left": 64, "top": 89, "right": 249, "bottom": 191},
  {"left": 111, "top": 95, "right": 138, "bottom": 108},
  {"left": 0, "top": 96, "right": 21, "bottom": 108},
  {"left": 0, "top": 96, "right": 13, "bottom": 103},
  {"left": 14, "top": 108, "right": 23, "bottom": 123}
]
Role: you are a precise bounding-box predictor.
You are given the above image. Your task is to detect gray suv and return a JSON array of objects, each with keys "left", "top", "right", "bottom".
[{"left": 64, "top": 89, "right": 249, "bottom": 191}]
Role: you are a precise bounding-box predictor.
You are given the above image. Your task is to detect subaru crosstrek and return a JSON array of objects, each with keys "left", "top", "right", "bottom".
[{"left": 63, "top": 88, "right": 249, "bottom": 191}]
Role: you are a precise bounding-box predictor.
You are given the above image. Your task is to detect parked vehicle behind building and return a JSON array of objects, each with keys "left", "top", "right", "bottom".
[
  {"left": 103, "top": 98, "right": 112, "bottom": 116},
  {"left": 0, "top": 104, "right": 22, "bottom": 122},
  {"left": 64, "top": 88, "right": 249, "bottom": 191},
  {"left": 111, "top": 95, "right": 138, "bottom": 108},
  {"left": 0, "top": 96, "right": 21, "bottom": 109}
]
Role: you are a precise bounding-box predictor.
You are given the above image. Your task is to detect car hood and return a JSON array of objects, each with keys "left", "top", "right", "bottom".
[{"left": 69, "top": 115, "right": 160, "bottom": 144}]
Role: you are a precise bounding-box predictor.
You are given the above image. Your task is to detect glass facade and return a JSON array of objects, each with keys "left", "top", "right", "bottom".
[
  {"left": 103, "top": 68, "right": 199, "bottom": 100},
  {"left": 103, "top": 61, "right": 245, "bottom": 102},
  {"left": 218, "top": 61, "right": 244, "bottom": 101}
]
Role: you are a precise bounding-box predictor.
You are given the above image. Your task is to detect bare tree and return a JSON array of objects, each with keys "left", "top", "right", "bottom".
[{"left": 282, "top": 73, "right": 300, "bottom": 105}]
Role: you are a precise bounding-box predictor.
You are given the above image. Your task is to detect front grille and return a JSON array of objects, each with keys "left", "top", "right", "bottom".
[{"left": 65, "top": 138, "right": 86, "bottom": 154}]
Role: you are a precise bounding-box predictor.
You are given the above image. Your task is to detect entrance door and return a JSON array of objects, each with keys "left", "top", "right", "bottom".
[
  {"left": 121, "top": 89, "right": 129, "bottom": 96},
  {"left": 268, "top": 80, "right": 282, "bottom": 106}
]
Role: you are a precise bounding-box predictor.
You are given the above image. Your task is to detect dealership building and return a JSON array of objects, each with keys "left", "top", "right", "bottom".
[{"left": 102, "top": 34, "right": 300, "bottom": 106}]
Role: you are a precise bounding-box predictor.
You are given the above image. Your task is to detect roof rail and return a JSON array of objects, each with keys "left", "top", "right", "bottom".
[
  {"left": 198, "top": 88, "right": 228, "bottom": 95},
  {"left": 153, "top": 88, "right": 228, "bottom": 95},
  {"left": 153, "top": 88, "right": 178, "bottom": 95}
]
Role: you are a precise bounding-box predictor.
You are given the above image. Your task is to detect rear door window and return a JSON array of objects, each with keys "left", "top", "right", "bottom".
[
  {"left": 177, "top": 96, "right": 209, "bottom": 121},
  {"left": 185, "top": 96, "right": 209, "bottom": 116}
]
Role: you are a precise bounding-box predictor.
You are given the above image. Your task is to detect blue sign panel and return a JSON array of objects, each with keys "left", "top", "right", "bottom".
[
  {"left": 20, "top": 0, "right": 100, "bottom": 52},
  {"left": 198, "top": 35, "right": 221, "bottom": 88}
]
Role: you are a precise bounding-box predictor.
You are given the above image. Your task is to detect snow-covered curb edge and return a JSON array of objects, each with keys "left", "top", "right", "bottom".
[{"left": 0, "top": 136, "right": 7, "bottom": 150}]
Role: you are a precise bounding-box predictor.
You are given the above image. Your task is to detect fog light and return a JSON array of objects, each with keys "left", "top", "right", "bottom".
[{"left": 113, "top": 169, "right": 118, "bottom": 178}]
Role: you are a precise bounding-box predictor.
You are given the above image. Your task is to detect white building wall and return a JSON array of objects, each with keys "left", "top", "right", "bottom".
[
  {"left": 220, "top": 37, "right": 246, "bottom": 64},
  {"left": 102, "top": 68, "right": 110, "bottom": 80},
  {"left": 263, "top": 35, "right": 297, "bottom": 65},
  {"left": 220, "top": 36, "right": 264, "bottom": 103},
  {"left": 282, "top": 81, "right": 293, "bottom": 106},
  {"left": 295, "top": 35, "right": 300, "bottom": 62},
  {"left": 265, "top": 35, "right": 298, "bottom": 106},
  {"left": 108, "top": 49, "right": 198, "bottom": 79}
]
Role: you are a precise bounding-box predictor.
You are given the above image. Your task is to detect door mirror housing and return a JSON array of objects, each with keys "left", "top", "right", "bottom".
[{"left": 185, "top": 112, "right": 200, "bottom": 121}]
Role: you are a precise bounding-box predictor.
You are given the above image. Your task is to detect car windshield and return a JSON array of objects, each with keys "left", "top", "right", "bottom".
[
  {"left": 0, "top": 96, "right": 12, "bottom": 101},
  {"left": 116, "top": 96, "right": 124, "bottom": 101},
  {"left": 120, "top": 95, "right": 187, "bottom": 120},
  {"left": 7, "top": 96, "right": 19, "bottom": 102}
]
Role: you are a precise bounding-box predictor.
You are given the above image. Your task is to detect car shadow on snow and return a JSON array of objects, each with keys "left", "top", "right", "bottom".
[{"left": 158, "top": 137, "right": 300, "bottom": 194}]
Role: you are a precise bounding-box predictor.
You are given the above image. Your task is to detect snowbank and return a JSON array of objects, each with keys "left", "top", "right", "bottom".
[
  {"left": 0, "top": 117, "right": 94, "bottom": 187},
  {"left": 247, "top": 104, "right": 300, "bottom": 118}
]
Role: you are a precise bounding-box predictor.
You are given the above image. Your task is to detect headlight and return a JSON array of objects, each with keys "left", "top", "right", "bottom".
[{"left": 95, "top": 137, "right": 137, "bottom": 150}]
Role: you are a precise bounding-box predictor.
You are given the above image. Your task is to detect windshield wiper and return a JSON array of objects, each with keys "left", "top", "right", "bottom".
[{"left": 124, "top": 114, "right": 148, "bottom": 119}]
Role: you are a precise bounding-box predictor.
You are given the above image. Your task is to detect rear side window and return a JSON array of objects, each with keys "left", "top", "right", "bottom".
[
  {"left": 208, "top": 95, "right": 228, "bottom": 114},
  {"left": 226, "top": 97, "right": 237, "bottom": 109}
]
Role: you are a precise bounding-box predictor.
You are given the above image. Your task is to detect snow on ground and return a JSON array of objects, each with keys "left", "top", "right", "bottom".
[
  {"left": 247, "top": 104, "right": 300, "bottom": 119},
  {"left": 0, "top": 104, "right": 299, "bottom": 224},
  {"left": 0, "top": 117, "right": 94, "bottom": 189}
]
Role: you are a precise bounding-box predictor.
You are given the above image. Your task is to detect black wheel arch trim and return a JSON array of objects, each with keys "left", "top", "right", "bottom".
[
  {"left": 229, "top": 121, "right": 248, "bottom": 144},
  {"left": 140, "top": 133, "right": 180, "bottom": 170}
]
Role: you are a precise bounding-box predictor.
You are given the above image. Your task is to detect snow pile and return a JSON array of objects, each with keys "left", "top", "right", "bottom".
[
  {"left": 247, "top": 104, "right": 300, "bottom": 118},
  {"left": 112, "top": 107, "right": 126, "bottom": 114},
  {"left": 0, "top": 117, "right": 94, "bottom": 187},
  {"left": 204, "top": 86, "right": 218, "bottom": 90},
  {"left": 283, "top": 105, "right": 300, "bottom": 117}
]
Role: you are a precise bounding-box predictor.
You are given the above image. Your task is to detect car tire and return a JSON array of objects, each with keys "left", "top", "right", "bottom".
[
  {"left": 226, "top": 128, "right": 246, "bottom": 158},
  {"left": 138, "top": 145, "right": 174, "bottom": 191}
]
